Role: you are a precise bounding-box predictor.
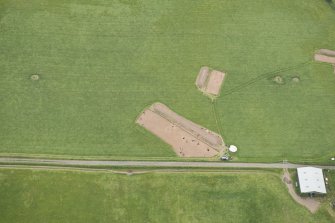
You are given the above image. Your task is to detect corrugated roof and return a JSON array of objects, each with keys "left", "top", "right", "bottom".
[{"left": 297, "top": 167, "right": 326, "bottom": 194}]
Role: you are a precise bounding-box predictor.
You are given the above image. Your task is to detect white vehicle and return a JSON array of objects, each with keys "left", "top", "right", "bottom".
[{"left": 221, "top": 155, "right": 229, "bottom": 161}]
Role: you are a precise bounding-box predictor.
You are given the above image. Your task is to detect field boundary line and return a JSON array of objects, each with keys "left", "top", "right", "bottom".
[
  {"left": 0, "top": 158, "right": 334, "bottom": 170},
  {"left": 0, "top": 164, "right": 279, "bottom": 175}
]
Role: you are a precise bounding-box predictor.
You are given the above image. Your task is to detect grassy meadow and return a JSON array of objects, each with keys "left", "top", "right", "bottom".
[
  {"left": 0, "top": 168, "right": 334, "bottom": 223},
  {"left": 0, "top": 0, "right": 335, "bottom": 161}
]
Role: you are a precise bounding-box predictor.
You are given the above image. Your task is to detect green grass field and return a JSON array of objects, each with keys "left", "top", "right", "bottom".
[
  {"left": 1, "top": 0, "right": 335, "bottom": 161},
  {"left": 0, "top": 168, "right": 334, "bottom": 223}
]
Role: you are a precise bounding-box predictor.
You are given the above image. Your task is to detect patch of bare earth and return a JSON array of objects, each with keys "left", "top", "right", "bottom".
[
  {"left": 195, "top": 66, "right": 210, "bottom": 89},
  {"left": 314, "top": 49, "right": 335, "bottom": 64},
  {"left": 136, "top": 103, "right": 224, "bottom": 157},
  {"left": 195, "top": 67, "right": 226, "bottom": 97},
  {"left": 282, "top": 169, "right": 320, "bottom": 213}
]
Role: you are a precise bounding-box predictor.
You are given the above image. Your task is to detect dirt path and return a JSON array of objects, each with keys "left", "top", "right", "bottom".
[
  {"left": 0, "top": 158, "right": 334, "bottom": 170},
  {"left": 282, "top": 169, "right": 320, "bottom": 213}
]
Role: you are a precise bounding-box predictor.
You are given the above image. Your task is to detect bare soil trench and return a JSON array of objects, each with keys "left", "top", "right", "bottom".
[
  {"left": 195, "top": 66, "right": 226, "bottom": 97},
  {"left": 314, "top": 49, "right": 335, "bottom": 64},
  {"left": 136, "top": 103, "right": 224, "bottom": 157}
]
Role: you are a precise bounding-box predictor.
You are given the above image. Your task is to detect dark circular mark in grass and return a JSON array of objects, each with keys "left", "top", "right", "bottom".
[
  {"left": 273, "top": 75, "right": 284, "bottom": 84},
  {"left": 292, "top": 76, "right": 300, "bottom": 83},
  {"left": 31, "top": 74, "right": 39, "bottom": 81}
]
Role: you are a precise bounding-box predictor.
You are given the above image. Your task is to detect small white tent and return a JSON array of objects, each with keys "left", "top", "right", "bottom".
[{"left": 228, "top": 145, "right": 237, "bottom": 153}]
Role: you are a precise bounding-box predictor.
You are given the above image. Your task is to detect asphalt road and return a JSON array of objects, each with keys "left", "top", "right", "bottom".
[{"left": 0, "top": 157, "right": 334, "bottom": 169}]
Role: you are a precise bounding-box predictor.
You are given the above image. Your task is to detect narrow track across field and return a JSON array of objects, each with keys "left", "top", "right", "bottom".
[{"left": 0, "top": 157, "right": 334, "bottom": 169}]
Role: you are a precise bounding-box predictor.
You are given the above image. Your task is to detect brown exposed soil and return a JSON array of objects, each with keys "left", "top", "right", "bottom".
[
  {"left": 195, "top": 66, "right": 210, "bottom": 89},
  {"left": 282, "top": 169, "right": 320, "bottom": 213},
  {"left": 318, "top": 49, "right": 335, "bottom": 57},
  {"left": 151, "top": 103, "right": 223, "bottom": 149},
  {"left": 195, "top": 67, "right": 226, "bottom": 97},
  {"left": 206, "top": 70, "right": 225, "bottom": 95},
  {"left": 136, "top": 103, "right": 224, "bottom": 157},
  {"left": 314, "top": 49, "right": 335, "bottom": 64}
]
